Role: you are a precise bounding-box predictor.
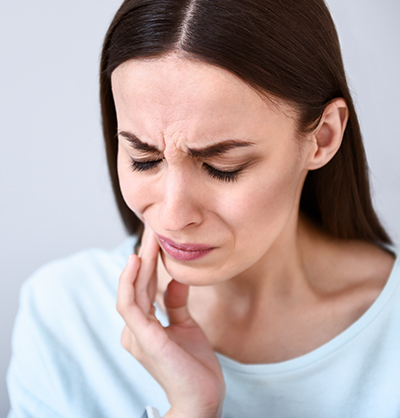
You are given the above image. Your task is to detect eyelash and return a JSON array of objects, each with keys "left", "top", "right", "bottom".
[
  {"left": 129, "top": 159, "right": 242, "bottom": 183},
  {"left": 203, "top": 164, "right": 241, "bottom": 183},
  {"left": 130, "top": 159, "right": 162, "bottom": 172}
]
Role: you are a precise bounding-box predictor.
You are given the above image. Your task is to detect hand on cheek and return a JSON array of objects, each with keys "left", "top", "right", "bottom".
[{"left": 117, "top": 226, "right": 226, "bottom": 418}]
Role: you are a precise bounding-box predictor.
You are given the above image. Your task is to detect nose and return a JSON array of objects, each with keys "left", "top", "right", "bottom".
[{"left": 158, "top": 168, "right": 203, "bottom": 232}]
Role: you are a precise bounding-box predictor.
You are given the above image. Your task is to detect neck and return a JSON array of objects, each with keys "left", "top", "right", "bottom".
[{"left": 156, "top": 212, "right": 395, "bottom": 364}]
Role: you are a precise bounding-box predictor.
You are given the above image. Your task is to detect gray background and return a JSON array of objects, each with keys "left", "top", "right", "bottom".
[{"left": 0, "top": 0, "right": 399, "bottom": 415}]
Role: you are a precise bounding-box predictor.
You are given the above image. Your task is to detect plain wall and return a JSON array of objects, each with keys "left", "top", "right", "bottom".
[{"left": 1, "top": 0, "right": 399, "bottom": 415}]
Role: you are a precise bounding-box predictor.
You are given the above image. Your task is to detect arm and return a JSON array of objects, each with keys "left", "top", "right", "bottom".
[{"left": 117, "top": 227, "right": 226, "bottom": 418}]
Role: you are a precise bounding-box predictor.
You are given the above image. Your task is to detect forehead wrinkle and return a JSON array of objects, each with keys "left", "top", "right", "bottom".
[
  {"left": 162, "top": 132, "right": 198, "bottom": 163},
  {"left": 161, "top": 118, "right": 200, "bottom": 152},
  {"left": 113, "top": 57, "right": 301, "bottom": 166}
]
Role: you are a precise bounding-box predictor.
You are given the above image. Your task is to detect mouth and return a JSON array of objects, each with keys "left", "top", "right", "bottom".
[{"left": 156, "top": 234, "right": 215, "bottom": 261}]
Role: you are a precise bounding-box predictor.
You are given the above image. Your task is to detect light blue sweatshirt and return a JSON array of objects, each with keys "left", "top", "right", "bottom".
[{"left": 7, "top": 237, "right": 400, "bottom": 417}]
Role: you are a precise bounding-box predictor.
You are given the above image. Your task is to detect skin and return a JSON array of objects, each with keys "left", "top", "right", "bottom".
[{"left": 113, "top": 54, "right": 394, "bottom": 418}]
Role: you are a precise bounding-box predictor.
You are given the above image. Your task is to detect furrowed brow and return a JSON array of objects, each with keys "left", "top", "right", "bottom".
[
  {"left": 188, "top": 140, "right": 255, "bottom": 159},
  {"left": 118, "top": 131, "right": 160, "bottom": 153},
  {"left": 118, "top": 132, "right": 255, "bottom": 157}
]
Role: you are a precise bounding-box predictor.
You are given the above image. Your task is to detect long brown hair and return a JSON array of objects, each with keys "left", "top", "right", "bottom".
[{"left": 100, "top": 0, "right": 391, "bottom": 244}]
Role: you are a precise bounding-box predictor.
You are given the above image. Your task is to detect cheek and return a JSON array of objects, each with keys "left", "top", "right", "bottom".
[
  {"left": 219, "top": 164, "right": 302, "bottom": 242},
  {"left": 117, "top": 154, "right": 152, "bottom": 221}
]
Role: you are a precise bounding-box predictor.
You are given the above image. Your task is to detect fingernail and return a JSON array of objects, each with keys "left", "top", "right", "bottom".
[{"left": 127, "top": 254, "right": 133, "bottom": 264}]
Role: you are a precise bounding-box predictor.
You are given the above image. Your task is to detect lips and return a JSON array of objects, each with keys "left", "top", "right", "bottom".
[{"left": 157, "top": 234, "right": 215, "bottom": 261}]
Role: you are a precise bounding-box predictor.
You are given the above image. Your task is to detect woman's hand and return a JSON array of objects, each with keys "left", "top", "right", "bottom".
[{"left": 117, "top": 226, "right": 226, "bottom": 418}]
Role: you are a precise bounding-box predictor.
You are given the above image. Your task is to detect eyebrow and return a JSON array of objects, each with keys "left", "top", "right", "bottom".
[
  {"left": 118, "top": 131, "right": 255, "bottom": 158},
  {"left": 118, "top": 131, "right": 158, "bottom": 153}
]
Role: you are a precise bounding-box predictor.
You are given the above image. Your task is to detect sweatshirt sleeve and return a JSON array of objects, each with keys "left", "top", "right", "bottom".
[{"left": 7, "top": 273, "right": 71, "bottom": 417}]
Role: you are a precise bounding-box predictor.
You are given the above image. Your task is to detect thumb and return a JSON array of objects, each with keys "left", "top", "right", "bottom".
[{"left": 164, "top": 280, "right": 193, "bottom": 326}]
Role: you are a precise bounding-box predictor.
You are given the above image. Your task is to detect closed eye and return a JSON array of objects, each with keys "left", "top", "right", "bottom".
[
  {"left": 203, "top": 163, "right": 242, "bottom": 182},
  {"left": 129, "top": 158, "right": 244, "bottom": 183},
  {"left": 130, "top": 159, "right": 162, "bottom": 172}
]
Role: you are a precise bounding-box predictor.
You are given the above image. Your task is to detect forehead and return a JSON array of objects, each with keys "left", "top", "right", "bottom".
[{"left": 111, "top": 55, "right": 297, "bottom": 148}]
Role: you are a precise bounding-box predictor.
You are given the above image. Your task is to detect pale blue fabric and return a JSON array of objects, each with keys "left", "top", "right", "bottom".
[{"left": 7, "top": 237, "right": 400, "bottom": 417}]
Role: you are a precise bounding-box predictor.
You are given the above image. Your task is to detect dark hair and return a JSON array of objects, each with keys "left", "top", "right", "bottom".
[{"left": 100, "top": 0, "right": 391, "bottom": 244}]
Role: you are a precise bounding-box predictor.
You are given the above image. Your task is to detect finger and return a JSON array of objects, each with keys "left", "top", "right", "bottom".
[
  {"left": 117, "top": 255, "right": 153, "bottom": 330},
  {"left": 117, "top": 252, "right": 169, "bottom": 360},
  {"left": 138, "top": 223, "right": 149, "bottom": 258},
  {"left": 136, "top": 227, "right": 160, "bottom": 313},
  {"left": 116, "top": 254, "right": 141, "bottom": 316},
  {"left": 164, "top": 280, "right": 193, "bottom": 326},
  {"left": 146, "top": 232, "right": 160, "bottom": 305}
]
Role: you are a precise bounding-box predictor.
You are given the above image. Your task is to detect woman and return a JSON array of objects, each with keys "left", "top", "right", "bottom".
[{"left": 7, "top": 0, "right": 399, "bottom": 417}]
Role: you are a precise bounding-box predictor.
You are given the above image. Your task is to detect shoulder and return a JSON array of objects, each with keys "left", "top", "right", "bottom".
[
  {"left": 8, "top": 237, "right": 137, "bottom": 410},
  {"left": 334, "top": 240, "right": 396, "bottom": 291},
  {"left": 12, "top": 236, "right": 138, "bottom": 362},
  {"left": 8, "top": 235, "right": 170, "bottom": 416},
  {"left": 14, "top": 236, "right": 137, "bottom": 342},
  {"left": 22, "top": 236, "right": 136, "bottom": 309},
  {"left": 317, "top": 240, "right": 398, "bottom": 326},
  {"left": 13, "top": 236, "right": 138, "bottom": 355},
  {"left": 302, "top": 219, "right": 399, "bottom": 325}
]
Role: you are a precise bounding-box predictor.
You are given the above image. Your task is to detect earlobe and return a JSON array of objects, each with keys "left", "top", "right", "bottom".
[{"left": 306, "top": 98, "right": 349, "bottom": 170}]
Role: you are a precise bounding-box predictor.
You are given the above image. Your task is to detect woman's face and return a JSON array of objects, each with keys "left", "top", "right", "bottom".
[{"left": 112, "top": 55, "right": 315, "bottom": 285}]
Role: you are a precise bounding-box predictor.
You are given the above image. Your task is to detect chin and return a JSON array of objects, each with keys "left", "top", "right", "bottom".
[{"left": 162, "top": 255, "right": 231, "bottom": 287}]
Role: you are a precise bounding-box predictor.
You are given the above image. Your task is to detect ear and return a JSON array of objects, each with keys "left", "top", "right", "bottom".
[{"left": 306, "top": 98, "right": 349, "bottom": 171}]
